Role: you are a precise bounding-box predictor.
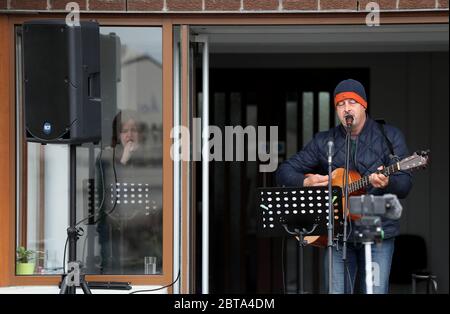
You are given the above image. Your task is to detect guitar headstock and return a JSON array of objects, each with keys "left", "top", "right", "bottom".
[{"left": 398, "top": 150, "right": 430, "bottom": 172}]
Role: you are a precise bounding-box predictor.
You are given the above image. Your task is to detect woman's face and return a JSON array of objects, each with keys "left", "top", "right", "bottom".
[{"left": 119, "top": 119, "right": 140, "bottom": 147}]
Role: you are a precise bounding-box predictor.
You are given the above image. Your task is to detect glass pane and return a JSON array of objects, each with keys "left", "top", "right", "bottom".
[
  {"left": 319, "top": 92, "right": 330, "bottom": 132},
  {"left": 19, "top": 143, "right": 69, "bottom": 275},
  {"left": 286, "top": 99, "right": 298, "bottom": 157},
  {"left": 302, "top": 92, "right": 314, "bottom": 147},
  {"left": 89, "top": 27, "right": 163, "bottom": 275},
  {"left": 17, "top": 27, "right": 163, "bottom": 276}
]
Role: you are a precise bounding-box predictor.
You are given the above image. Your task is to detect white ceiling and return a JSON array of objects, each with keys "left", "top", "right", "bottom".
[{"left": 190, "top": 24, "right": 449, "bottom": 53}]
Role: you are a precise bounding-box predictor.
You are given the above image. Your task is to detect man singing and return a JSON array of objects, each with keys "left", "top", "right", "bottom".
[{"left": 276, "top": 79, "right": 412, "bottom": 293}]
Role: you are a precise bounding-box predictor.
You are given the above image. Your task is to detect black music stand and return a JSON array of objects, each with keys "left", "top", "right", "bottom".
[{"left": 257, "top": 186, "right": 343, "bottom": 294}]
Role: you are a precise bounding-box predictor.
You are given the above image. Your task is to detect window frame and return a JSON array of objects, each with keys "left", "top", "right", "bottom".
[{"left": 3, "top": 14, "right": 174, "bottom": 287}]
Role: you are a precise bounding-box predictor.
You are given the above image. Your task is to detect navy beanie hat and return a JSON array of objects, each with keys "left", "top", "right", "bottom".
[{"left": 334, "top": 79, "right": 367, "bottom": 109}]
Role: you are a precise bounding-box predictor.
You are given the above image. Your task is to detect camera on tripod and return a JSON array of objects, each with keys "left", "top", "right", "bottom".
[
  {"left": 353, "top": 216, "right": 383, "bottom": 243},
  {"left": 349, "top": 194, "right": 403, "bottom": 243}
]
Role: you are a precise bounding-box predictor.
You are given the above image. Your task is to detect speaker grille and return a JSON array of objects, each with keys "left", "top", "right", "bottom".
[{"left": 23, "top": 22, "right": 71, "bottom": 141}]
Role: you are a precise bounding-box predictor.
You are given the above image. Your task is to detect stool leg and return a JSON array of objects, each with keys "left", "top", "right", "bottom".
[
  {"left": 412, "top": 275, "right": 416, "bottom": 294},
  {"left": 431, "top": 278, "right": 438, "bottom": 293}
]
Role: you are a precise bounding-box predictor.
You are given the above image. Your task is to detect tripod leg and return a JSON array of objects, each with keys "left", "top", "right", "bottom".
[
  {"left": 59, "top": 274, "right": 76, "bottom": 294},
  {"left": 80, "top": 276, "right": 92, "bottom": 294},
  {"left": 297, "top": 231, "right": 306, "bottom": 294},
  {"left": 59, "top": 277, "right": 68, "bottom": 294}
]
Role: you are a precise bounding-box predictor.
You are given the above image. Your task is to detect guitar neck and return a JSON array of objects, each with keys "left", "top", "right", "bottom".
[{"left": 349, "top": 162, "right": 399, "bottom": 193}]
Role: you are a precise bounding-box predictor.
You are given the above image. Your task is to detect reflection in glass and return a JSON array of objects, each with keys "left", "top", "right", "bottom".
[
  {"left": 18, "top": 27, "right": 163, "bottom": 276},
  {"left": 89, "top": 27, "right": 163, "bottom": 275},
  {"left": 94, "top": 110, "right": 163, "bottom": 275}
]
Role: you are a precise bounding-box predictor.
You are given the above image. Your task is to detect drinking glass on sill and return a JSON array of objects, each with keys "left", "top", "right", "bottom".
[{"left": 144, "top": 256, "right": 157, "bottom": 275}]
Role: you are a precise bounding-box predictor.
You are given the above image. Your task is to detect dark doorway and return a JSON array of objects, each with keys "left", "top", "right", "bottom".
[{"left": 195, "top": 67, "right": 370, "bottom": 293}]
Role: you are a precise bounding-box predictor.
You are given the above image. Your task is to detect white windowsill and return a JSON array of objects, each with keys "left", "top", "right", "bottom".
[{"left": 0, "top": 285, "right": 167, "bottom": 294}]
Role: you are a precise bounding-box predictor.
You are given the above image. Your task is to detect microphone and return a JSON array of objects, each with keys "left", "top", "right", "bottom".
[
  {"left": 345, "top": 114, "right": 354, "bottom": 127},
  {"left": 327, "top": 139, "right": 334, "bottom": 165}
]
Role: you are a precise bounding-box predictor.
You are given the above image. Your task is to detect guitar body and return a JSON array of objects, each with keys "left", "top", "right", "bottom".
[
  {"left": 293, "top": 150, "right": 429, "bottom": 247},
  {"left": 304, "top": 168, "right": 365, "bottom": 247}
]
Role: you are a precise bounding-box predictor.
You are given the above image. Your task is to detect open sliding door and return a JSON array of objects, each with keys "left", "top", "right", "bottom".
[{"left": 174, "top": 25, "right": 210, "bottom": 294}]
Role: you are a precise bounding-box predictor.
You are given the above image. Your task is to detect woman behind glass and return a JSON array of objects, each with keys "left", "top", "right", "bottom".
[{"left": 96, "top": 109, "right": 162, "bottom": 275}]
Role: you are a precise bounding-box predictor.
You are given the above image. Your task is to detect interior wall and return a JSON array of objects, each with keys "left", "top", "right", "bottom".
[{"left": 210, "top": 51, "right": 449, "bottom": 293}]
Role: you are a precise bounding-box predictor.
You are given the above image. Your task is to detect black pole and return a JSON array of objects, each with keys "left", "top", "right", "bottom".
[
  {"left": 61, "top": 144, "right": 92, "bottom": 294},
  {"left": 66, "top": 144, "right": 77, "bottom": 294},
  {"left": 342, "top": 127, "right": 352, "bottom": 294},
  {"left": 297, "top": 230, "right": 305, "bottom": 294},
  {"left": 281, "top": 223, "right": 316, "bottom": 295},
  {"left": 327, "top": 150, "right": 334, "bottom": 294},
  {"left": 86, "top": 145, "right": 96, "bottom": 272},
  {"left": 69, "top": 145, "right": 77, "bottom": 261},
  {"left": 300, "top": 233, "right": 304, "bottom": 294}
]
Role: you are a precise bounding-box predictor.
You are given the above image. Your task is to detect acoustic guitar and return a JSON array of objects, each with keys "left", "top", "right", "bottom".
[{"left": 303, "top": 150, "right": 430, "bottom": 247}]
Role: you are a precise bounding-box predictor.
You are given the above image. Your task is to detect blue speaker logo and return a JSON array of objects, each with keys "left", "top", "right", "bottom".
[{"left": 43, "top": 122, "right": 52, "bottom": 135}]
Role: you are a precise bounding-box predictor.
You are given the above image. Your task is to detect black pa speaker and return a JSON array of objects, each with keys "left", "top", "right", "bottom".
[{"left": 23, "top": 20, "right": 101, "bottom": 144}]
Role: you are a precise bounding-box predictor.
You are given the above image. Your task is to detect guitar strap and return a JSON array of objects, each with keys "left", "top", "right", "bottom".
[{"left": 375, "top": 119, "right": 399, "bottom": 161}]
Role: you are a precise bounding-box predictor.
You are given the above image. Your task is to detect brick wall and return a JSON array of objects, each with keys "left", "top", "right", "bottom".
[{"left": 1, "top": 0, "right": 448, "bottom": 11}]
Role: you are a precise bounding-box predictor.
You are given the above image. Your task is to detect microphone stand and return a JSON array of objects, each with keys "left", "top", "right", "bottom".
[
  {"left": 342, "top": 119, "right": 352, "bottom": 294},
  {"left": 327, "top": 140, "right": 334, "bottom": 294}
]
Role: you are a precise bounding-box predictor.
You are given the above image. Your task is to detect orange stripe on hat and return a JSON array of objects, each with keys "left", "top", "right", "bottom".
[{"left": 334, "top": 92, "right": 367, "bottom": 109}]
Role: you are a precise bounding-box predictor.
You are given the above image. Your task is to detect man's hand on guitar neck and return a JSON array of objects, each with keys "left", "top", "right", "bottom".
[
  {"left": 369, "top": 165, "right": 389, "bottom": 189},
  {"left": 303, "top": 173, "right": 329, "bottom": 187}
]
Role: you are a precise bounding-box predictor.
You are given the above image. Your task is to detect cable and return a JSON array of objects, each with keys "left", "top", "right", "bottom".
[
  {"left": 81, "top": 229, "right": 88, "bottom": 264},
  {"left": 75, "top": 147, "right": 105, "bottom": 226},
  {"left": 129, "top": 269, "right": 181, "bottom": 294},
  {"left": 75, "top": 144, "right": 106, "bottom": 226},
  {"left": 91, "top": 145, "right": 119, "bottom": 225},
  {"left": 75, "top": 145, "right": 119, "bottom": 227},
  {"left": 62, "top": 237, "right": 68, "bottom": 273}
]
